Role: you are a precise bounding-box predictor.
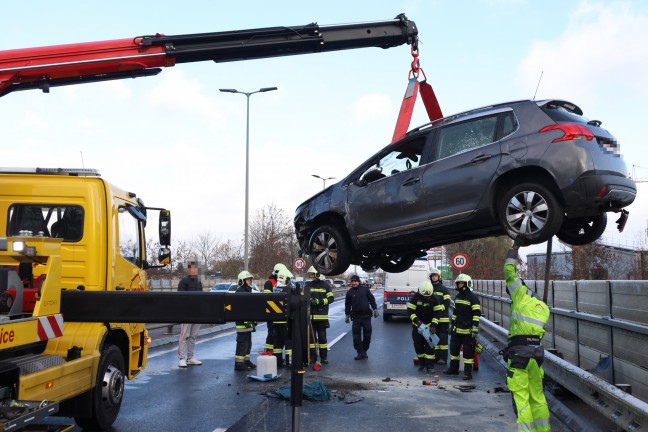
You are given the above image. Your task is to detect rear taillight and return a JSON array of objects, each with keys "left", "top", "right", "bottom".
[{"left": 539, "top": 123, "right": 594, "bottom": 142}]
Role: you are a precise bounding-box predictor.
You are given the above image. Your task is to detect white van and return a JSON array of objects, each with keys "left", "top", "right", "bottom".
[{"left": 382, "top": 257, "right": 430, "bottom": 321}]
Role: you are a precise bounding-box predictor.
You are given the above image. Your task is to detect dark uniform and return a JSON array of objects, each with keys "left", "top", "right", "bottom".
[
  {"left": 445, "top": 276, "right": 481, "bottom": 379},
  {"left": 263, "top": 275, "right": 277, "bottom": 352},
  {"left": 505, "top": 245, "right": 551, "bottom": 431},
  {"left": 272, "top": 282, "right": 293, "bottom": 367},
  {"left": 408, "top": 289, "right": 444, "bottom": 371},
  {"left": 432, "top": 279, "right": 452, "bottom": 364},
  {"left": 234, "top": 282, "right": 256, "bottom": 371},
  {"left": 345, "top": 278, "right": 378, "bottom": 359},
  {"left": 307, "top": 277, "right": 334, "bottom": 363}
]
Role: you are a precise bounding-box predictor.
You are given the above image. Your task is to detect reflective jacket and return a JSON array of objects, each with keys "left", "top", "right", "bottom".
[
  {"left": 504, "top": 257, "right": 550, "bottom": 341},
  {"left": 234, "top": 283, "right": 256, "bottom": 332},
  {"left": 451, "top": 287, "right": 481, "bottom": 335},
  {"left": 307, "top": 278, "right": 334, "bottom": 321},
  {"left": 407, "top": 292, "right": 443, "bottom": 330},
  {"left": 432, "top": 281, "right": 452, "bottom": 325}
]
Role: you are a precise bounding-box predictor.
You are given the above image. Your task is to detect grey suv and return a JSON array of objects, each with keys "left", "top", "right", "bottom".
[{"left": 294, "top": 99, "right": 636, "bottom": 275}]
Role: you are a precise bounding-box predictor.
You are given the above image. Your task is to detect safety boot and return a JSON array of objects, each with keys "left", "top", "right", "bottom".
[
  {"left": 245, "top": 359, "right": 256, "bottom": 370},
  {"left": 463, "top": 364, "right": 473, "bottom": 380},
  {"left": 443, "top": 359, "right": 460, "bottom": 375},
  {"left": 426, "top": 360, "right": 435, "bottom": 373},
  {"left": 354, "top": 351, "right": 363, "bottom": 360},
  {"left": 417, "top": 358, "right": 426, "bottom": 371},
  {"left": 234, "top": 362, "right": 247, "bottom": 371}
]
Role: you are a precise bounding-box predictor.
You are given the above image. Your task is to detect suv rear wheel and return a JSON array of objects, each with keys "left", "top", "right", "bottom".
[
  {"left": 556, "top": 213, "right": 607, "bottom": 246},
  {"left": 379, "top": 254, "right": 417, "bottom": 273},
  {"left": 309, "top": 224, "right": 351, "bottom": 276},
  {"left": 499, "top": 183, "right": 563, "bottom": 244}
]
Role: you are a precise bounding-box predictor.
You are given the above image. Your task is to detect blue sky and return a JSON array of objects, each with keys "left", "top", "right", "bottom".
[{"left": 2, "top": 0, "right": 647, "bottom": 258}]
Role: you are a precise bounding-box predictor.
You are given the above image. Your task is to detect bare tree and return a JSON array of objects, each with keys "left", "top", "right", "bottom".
[
  {"left": 248, "top": 203, "right": 294, "bottom": 276},
  {"left": 570, "top": 241, "right": 612, "bottom": 280},
  {"left": 195, "top": 231, "right": 218, "bottom": 269},
  {"left": 444, "top": 236, "right": 512, "bottom": 280},
  {"left": 213, "top": 239, "right": 243, "bottom": 279},
  {"left": 171, "top": 239, "right": 196, "bottom": 277}
]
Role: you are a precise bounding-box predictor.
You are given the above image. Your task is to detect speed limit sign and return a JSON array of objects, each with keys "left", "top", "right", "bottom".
[
  {"left": 293, "top": 258, "right": 306, "bottom": 271},
  {"left": 451, "top": 253, "right": 469, "bottom": 271}
]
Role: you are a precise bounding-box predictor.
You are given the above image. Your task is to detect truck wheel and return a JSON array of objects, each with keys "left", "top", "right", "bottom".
[
  {"left": 75, "top": 344, "right": 125, "bottom": 430},
  {"left": 309, "top": 225, "right": 351, "bottom": 276},
  {"left": 556, "top": 213, "right": 607, "bottom": 246},
  {"left": 499, "top": 183, "right": 563, "bottom": 244}
]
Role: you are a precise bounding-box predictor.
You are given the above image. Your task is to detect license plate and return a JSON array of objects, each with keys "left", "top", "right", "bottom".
[{"left": 390, "top": 304, "right": 407, "bottom": 310}]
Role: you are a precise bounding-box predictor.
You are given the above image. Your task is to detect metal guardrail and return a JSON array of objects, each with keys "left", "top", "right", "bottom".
[{"left": 480, "top": 318, "right": 648, "bottom": 431}]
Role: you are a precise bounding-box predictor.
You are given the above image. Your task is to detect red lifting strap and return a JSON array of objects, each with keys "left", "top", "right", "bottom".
[{"left": 391, "top": 77, "right": 443, "bottom": 144}]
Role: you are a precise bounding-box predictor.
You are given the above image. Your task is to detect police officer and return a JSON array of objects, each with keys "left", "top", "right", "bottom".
[
  {"left": 444, "top": 273, "right": 480, "bottom": 380},
  {"left": 408, "top": 280, "right": 444, "bottom": 372},
  {"left": 344, "top": 275, "right": 379, "bottom": 360},
  {"left": 306, "top": 266, "right": 334, "bottom": 365},
  {"left": 505, "top": 237, "right": 551, "bottom": 431},
  {"left": 234, "top": 271, "right": 257, "bottom": 371},
  {"left": 429, "top": 268, "right": 451, "bottom": 365}
]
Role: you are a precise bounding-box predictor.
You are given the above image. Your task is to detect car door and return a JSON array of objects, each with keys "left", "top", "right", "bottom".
[
  {"left": 346, "top": 135, "right": 432, "bottom": 241},
  {"left": 418, "top": 113, "right": 503, "bottom": 225}
]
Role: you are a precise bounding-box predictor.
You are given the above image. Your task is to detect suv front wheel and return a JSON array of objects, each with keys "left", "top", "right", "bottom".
[
  {"left": 499, "top": 182, "right": 564, "bottom": 244},
  {"left": 379, "top": 254, "right": 417, "bottom": 273},
  {"left": 309, "top": 224, "right": 352, "bottom": 276}
]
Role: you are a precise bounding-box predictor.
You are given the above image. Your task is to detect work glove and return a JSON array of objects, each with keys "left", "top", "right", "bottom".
[
  {"left": 373, "top": 309, "right": 379, "bottom": 318},
  {"left": 471, "top": 328, "right": 478, "bottom": 339},
  {"left": 413, "top": 318, "right": 423, "bottom": 327},
  {"left": 311, "top": 298, "right": 320, "bottom": 306},
  {"left": 507, "top": 234, "right": 529, "bottom": 259},
  {"left": 345, "top": 315, "right": 350, "bottom": 324}
]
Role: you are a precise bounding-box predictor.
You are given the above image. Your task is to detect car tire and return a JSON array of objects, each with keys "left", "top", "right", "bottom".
[
  {"left": 499, "top": 182, "right": 563, "bottom": 244},
  {"left": 309, "top": 224, "right": 352, "bottom": 276},
  {"left": 556, "top": 213, "right": 607, "bottom": 246},
  {"left": 379, "top": 254, "right": 417, "bottom": 273}
]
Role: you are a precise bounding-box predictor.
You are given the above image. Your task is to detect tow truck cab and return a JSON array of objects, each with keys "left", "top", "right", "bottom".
[{"left": 0, "top": 167, "right": 171, "bottom": 429}]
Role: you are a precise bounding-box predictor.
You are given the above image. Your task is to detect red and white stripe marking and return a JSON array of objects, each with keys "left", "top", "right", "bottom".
[{"left": 37, "top": 314, "right": 64, "bottom": 341}]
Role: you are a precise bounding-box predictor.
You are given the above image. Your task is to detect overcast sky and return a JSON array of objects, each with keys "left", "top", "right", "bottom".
[{"left": 2, "top": 0, "right": 647, "bottom": 261}]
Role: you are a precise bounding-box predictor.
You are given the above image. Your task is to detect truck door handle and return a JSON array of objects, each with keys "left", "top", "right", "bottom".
[
  {"left": 471, "top": 154, "right": 492, "bottom": 163},
  {"left": 402, "top": 178, "right": 420, "bottom": 186}
]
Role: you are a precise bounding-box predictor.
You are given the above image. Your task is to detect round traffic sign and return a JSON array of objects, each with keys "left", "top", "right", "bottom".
[
  {"left": 451, "top": 253, "right": 469, "bottom": 271},
  {"left": 293, "top": 258, "right": 306, "bottom": 271}
]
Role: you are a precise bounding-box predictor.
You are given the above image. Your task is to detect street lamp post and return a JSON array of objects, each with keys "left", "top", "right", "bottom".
[
  {"left": 312, "top": 174, "right": 335, "bottom": 189},
  {"left": 220, "top": 86, "right": 278, "bottom": 271}
]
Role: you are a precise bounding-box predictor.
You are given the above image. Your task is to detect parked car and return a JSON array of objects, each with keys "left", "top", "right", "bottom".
[
  {"left": 332, "top": 280, "right": 346, "bottom": 289},
  {"left": 295, "top": 99, "right": 636, "bottom": 275},
  {"left": 209, "top": 282, "right": 233, "bottom": 292}
]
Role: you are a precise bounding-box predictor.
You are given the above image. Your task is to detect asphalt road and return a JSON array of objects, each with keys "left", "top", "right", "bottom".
[{"left": 39, "top": 290, "right": 578, "bottom": 431}]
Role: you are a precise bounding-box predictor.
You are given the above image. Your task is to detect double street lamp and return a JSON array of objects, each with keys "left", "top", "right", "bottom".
[
  {"left": 312, "top": 174, "right": 335, "bottom": 189},
  {"left": 219, "top": 86, "right": 278, "bottom": 271}
]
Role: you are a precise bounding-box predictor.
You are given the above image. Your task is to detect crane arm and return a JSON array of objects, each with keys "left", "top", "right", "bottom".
[{"left": 0, "top": 14, "right": 417, "bottom": 97}]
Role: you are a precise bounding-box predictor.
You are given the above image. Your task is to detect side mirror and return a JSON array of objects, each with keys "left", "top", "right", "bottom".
[
  {"left": 158, "top": 247, "right": 171, "bottom": 266},
  {"left": 360, "top": 167, "right": 384, "bottom": 184},
  {"left": 159, "top": 210, "right": 171, "bottom": 246}
]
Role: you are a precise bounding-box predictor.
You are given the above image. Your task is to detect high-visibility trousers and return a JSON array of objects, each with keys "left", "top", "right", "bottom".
[{"left": 507, "top": 348, "right": 550, "bottom": 432}]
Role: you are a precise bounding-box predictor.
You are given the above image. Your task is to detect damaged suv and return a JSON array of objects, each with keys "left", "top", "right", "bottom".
[{"left": 294, "top": 99, "right": 636, "bottom": 275}]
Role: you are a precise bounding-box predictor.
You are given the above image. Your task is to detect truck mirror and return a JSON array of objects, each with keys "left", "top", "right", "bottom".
[
  {"left": 159, "top": 210, "right": 171, "bottom": 246},
  {"left": 158, "top": 247, "right": 171, "bottom": 266}
]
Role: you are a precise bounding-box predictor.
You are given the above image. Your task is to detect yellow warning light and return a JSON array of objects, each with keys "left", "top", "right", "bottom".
[
  {"left": 144, "top": 336, "right": 152, "bottom": 345},
  {"left": 46, "top": 381, "right": 54, "bottom": 389}
]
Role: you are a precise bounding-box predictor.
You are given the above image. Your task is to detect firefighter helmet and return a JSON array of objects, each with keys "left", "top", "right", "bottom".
[
  {"left": 238, "top": 270, "right": 254, "bottom": 285},
  {"left": 307, "top": 266, "right": 320, "bottom": 278},
  {"left": 273, "top": 263, "right": 289, "bottom": 275},
  {"left": 277, "top": 268, "right": 294, "bottom": 285},
  {"left": 454, "top": 273, "right": 473, "bottom": 289},
  {"left": 418, "top": 280, "right": 434, "bottom": 297},
  {"left": 429, "top": 268, "right": 441, "bottom": 278}
]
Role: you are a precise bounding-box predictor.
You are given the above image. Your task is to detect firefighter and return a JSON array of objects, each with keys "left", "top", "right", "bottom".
[
  {"left": 262, "top": 270, "right": 279, "bottom": 353},
  {"left": 444, "top": 273, "right": 480, "bottom": 380},
  {"left": 430, "top": 268, "right": 451, "bottom": 365},
  {"left": 505, "top": 237, "right": 551, "bottom": 432},
  {"left": 408, "top": 280, "right": 444, "bottom": 372},
  {"left": 306, "top": 266, "right": 334, "bottom": 365},
  {"left": 272, "top": 268, "right": 294, "bottom": 367},
  {"left": 234, "top": 271, "right": 257, "bottom": 371}
]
